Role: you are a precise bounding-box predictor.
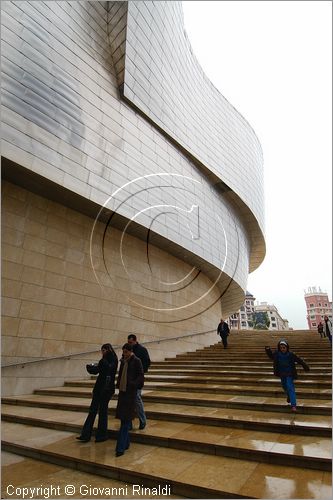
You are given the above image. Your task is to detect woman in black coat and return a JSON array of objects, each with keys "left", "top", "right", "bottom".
[
  {"left": 77, "top": 343, "right": 118, "bottom": 443},
  {"left": 115, "top": 343, "right": 144, "bottom": 456}
]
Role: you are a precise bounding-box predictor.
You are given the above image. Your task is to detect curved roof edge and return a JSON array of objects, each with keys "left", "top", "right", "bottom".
[{"left": 107, "top": 0, "right": 266, "bottom": 273}]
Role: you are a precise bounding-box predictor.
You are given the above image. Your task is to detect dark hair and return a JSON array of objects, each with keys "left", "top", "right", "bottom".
[
  {"left": 101, "top": 343, "right": 112, "bottom": 351},
  {"left": 127, "top": 334, "right": 137, "bottom": 341},
  {"left": 122, "top": 343, "right": 133, "bottom": 351},
  {"left": 101, "top": 343, "right": 117, "bottom": 357}
]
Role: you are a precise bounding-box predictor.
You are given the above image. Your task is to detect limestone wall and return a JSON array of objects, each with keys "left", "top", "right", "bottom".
[{"left": 2, "top": 181, "right": 221, "bottom": 366}]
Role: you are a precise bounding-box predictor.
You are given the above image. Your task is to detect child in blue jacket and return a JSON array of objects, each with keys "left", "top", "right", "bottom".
[{"left": 265, "top": 339, "right": 310, "bottom": 412}]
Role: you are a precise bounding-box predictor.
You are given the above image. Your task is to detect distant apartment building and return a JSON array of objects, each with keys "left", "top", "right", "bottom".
[
  {"left": 228, "top": 293, "right": 289, "bottom": 331},
  {"left": 229, "top": 291, "right": 256, "bottom": 330},
  {"left": 254, "top": 302, "right": 289, "bottom": 331},
  {"left": 304, "top": 287, "right": 332, "bottom": 330}
]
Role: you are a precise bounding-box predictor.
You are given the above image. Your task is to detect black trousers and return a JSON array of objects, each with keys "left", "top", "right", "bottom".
[
  {"left": 80, "top": 389, "right": 113, "bottom": 439},
  {"left": 220, "top": 334, "right": 228, "bottom": 348}
]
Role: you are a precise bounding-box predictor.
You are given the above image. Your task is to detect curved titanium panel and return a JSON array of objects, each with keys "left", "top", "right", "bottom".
[{"left": 121, "top": 1, "right": 265, "bottom": 267}]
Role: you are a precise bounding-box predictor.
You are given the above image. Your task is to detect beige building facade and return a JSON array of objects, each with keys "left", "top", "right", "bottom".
[{"left": 254, "top": 302, "right": 289, "bottom": 331}]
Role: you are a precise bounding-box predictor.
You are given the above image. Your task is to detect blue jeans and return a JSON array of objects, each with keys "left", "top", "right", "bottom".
[
  {"left": 136, "top": 389, "right": 146, "bottom": 426},
  {"left": 116, "top": 420, "right": 131, "bottom": 453},
  {"left": 280, "top": 376, "right": 296, "bottom": 406}
]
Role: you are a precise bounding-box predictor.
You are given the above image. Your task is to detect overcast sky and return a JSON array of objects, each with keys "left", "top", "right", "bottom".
[{"left": 182, "top": 1, "right": 332, "bottom": 329}]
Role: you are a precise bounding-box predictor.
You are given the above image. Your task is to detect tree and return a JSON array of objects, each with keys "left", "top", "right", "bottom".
[{"left": 253, "top": 311, "right": 270, "bottom": 330}]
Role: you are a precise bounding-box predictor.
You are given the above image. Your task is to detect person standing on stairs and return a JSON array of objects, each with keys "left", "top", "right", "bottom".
[
  {"left": 317, "top": 321, "right": 325, "bottom": 338},
  {"left": 217, "top": 318, "right": 230, "bottom": 349},
  {"left": 323, "top": 315, "right": 332, "bottom": 346},
  {"left": 115, "top": 343, "right": 145, "bottom": 457},
  {"left": 76, "top": 343, "right": 118, "bottom": 443},
  {"left": 265, "top": 339, "right": 310, "bottom": 412},
  {"left": 127, "top": 333, "right": 150, "bottom": 430}
]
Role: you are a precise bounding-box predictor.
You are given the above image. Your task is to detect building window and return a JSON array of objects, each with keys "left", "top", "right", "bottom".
[
  {"left": 271, "top": 316, "right": 276, "bottom": 321},
  {"left": 310, "top": 315, "right": 315, "bottom": 319},
  {"left": 271, "top": 323, "right": 276, "bottom": 327},
  {"left": 311, "top": 322, "right": 316, "bottom": 327},
  {"left": 309, "top": 303, "right": 314, "bottom": 307},
  {"left": 318, "top": 303, "right": 321, "bottom": 306}
]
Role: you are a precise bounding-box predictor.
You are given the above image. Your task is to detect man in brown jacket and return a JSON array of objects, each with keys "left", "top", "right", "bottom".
[{"left": 115, "top": 343, "right": 144, "bottom": 456}]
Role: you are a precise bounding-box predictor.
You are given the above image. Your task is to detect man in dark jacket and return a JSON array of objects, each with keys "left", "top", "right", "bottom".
[
  {"left": 323, "top": 315, "right": 332, "bottom": 345},
  {"left": 217, "top": 318, "right": 230, "bottom": 349},
  {"left": 317, "top": 321, "right": 325, "bottom": 338},
  {"left": 265, "top": 339, "right": 310, "bottom": 412},
  {"left": 77, "top": 343, "right": 118, "bottom": 443},
  {"left": 115, "top": 343, "right": 144, "bottom": 456},
  {"left": 127, "top": 334, "right": 150, "bottom": 429}
]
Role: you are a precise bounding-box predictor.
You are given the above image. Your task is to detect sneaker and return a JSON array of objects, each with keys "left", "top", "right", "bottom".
[
  {"left": 139, "top": 422, "right": 146, "bottom": 430},
  {"left": 291, "top": 406, "right": 297, "bottom": 412}
]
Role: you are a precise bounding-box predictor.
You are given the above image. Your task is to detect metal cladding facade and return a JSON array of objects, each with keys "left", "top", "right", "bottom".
[{"left": 1, "top": 1, "right": 265, "bottom": 333}]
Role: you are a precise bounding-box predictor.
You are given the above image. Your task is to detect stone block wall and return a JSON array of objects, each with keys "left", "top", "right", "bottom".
[{"left": 2, "top": 180, "right": 221, "bottom": 367}]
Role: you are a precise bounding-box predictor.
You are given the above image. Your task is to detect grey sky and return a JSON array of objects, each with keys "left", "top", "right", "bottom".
[{"left": 182, "top": 0, "right": 332, "bottom": 329}]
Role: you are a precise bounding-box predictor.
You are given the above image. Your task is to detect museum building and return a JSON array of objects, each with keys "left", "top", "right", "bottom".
[{"left": 1, "top": 1, "right": 265, "bottom": 394}]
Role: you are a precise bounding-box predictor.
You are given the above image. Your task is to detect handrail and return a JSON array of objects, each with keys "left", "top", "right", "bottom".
[{"left": 1, "top": 329, "right": 216, "bottom": 368}]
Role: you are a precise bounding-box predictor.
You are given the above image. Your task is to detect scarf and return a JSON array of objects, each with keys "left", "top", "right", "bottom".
[{"left": 119, "top": 358, "right": 129, "bottom": 392}]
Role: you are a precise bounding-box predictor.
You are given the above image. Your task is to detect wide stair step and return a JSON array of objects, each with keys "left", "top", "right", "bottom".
[
  {"left": 2, "top": 395, "right": 331, "bottom": 437},
  {"left": 144, "top": 374, "right": 331, "bottom": 389},
  {"left": 24, "top": 386, "right": 331, "bottom": 415},
  {"left": 2, "top": 422, "right": 332, "bottom": 499},
  {"left": 2, "top": 405, "right": 331, "bottom": 471},
  {"left": 2, "top": 451, "right": 173, "bottom": 500},
  {"left": 146, "top": 369, "right": 330, "bottom": 379},
  {"left": 151, "top": 361, "right": 332, "bottom": 370},
  {"left": 65, "top": 380, "right": 332, "bottom": 400}
]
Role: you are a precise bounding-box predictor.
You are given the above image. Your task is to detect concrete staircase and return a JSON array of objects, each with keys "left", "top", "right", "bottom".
[{"left": 2, "top": 330, "right": 332, "bottom": 499}]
